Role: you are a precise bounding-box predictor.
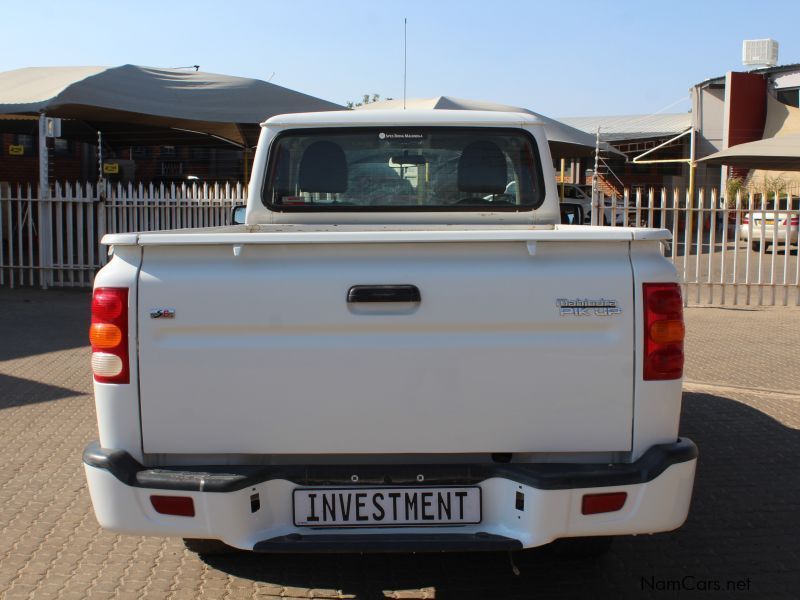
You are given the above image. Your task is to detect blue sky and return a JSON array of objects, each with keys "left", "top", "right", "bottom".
[{"left": 2, "top": 0, "right": 798, "bottom": 118}]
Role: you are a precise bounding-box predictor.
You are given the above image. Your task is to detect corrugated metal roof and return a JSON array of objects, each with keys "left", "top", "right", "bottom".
[
  {"left": 695, "top": 63, "right": 800, "bottom": 88},
  {"left": 559, "top": 113, "right": 692, "bottom": 141}
]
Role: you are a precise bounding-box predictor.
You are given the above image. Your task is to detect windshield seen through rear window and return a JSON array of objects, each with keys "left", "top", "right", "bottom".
[{"left": 263, "top": 127, "right": 545, "bottom": 211}]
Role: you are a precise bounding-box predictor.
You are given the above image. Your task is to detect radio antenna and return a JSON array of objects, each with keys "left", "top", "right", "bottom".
[{"left": 403, "top": 18, "right": 407, "bottom": 109}]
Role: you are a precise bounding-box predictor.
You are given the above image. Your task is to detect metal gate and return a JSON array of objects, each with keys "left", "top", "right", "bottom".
[{"left": 595, "top": 187, "right": 799, "bottom": 306}]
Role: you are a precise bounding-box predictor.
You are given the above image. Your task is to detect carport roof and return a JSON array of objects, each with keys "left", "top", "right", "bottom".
[{"left": 693, "top": 62, "right": 800, "bottom": 88}]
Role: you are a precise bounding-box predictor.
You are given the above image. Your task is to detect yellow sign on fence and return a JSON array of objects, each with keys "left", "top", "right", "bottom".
[
  {"left": 103, "top": 163, "right": 120, "bottom": 174},
  {"left": 8, "top": 145, "right": 24, "bottom": 156}
]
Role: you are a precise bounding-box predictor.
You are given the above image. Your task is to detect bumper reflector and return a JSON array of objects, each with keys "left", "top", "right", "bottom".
[
  {"left": 150, "top": 495, "right": 195, "bottom": 517},
  {"left": 581, "top": 492, "right": 627, "bottom": 515}
]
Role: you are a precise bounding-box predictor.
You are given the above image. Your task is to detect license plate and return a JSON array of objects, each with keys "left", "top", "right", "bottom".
[
  {"left": 764, "top": 220, "right": 775, "bottom": 225},
  {"left": 293, "top": 486, "right": 481, "bottom": 527}
]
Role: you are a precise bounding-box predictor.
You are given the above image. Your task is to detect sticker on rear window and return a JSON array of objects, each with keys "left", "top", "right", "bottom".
[{"left": 378, "top": 132, "right": 425, "bottom": 140}]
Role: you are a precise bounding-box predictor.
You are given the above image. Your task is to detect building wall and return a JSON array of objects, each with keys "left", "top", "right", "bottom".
[
  {"left": 693, "top": 86, "right": 725, "bottom": 156},
  {"left": 693, "top": 69, "right": 793, "bottom": 191},
  {"left": 693, "top": 66, "right": 800, "bottom": 194},
  {"left": 773, "top": 72, "right": 800, "bottom": 107},
  {"left": 723, "top": 72, "right": 768, "bottom": 151}
]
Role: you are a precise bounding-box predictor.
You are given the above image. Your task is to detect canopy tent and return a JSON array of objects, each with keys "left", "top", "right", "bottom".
[
  {"left": 698, "top": 134, "right": 800, "bottom": 171},
  {"left": 356, "top": 96, "right": 622, "bottom": 159},
  {"left": 0, "top": 65, "right": 343, "bottom": 147},
  {"left": 742, "top": 95, "right": 800, "bottom": 188}
]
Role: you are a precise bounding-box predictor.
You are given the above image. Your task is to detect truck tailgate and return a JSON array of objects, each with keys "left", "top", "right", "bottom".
[{"left": 137, "top": 239, "right": 634, "bottom": 455}]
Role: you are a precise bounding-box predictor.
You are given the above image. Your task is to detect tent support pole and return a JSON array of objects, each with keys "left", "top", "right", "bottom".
[
  {"left": 686, "top": 127, "right": 696, "bottom": 264},
  {"left": 97, "top": 130, "right": 104, "bottom": 183},
  {"left": 38, "top": 113, "right": 53, "bottom": 288}
]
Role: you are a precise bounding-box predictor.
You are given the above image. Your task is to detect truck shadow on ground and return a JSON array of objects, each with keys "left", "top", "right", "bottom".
[
  {"left": 199, "top": 392, "right": 799, "bottom": 599},
  {"left": 0, "top": 373, "right": 84, "bottom": 408},
  {"left": 0, "top": 288, "right": 91, "bottom": 362}
]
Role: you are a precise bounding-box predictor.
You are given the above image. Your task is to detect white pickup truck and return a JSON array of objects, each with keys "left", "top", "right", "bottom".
[{"left": 83, "top": 109, "right": 696, "bottom": 556}]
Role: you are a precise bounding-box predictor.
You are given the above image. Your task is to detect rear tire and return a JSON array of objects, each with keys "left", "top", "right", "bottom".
[
  {"left": 183, "top": 538, "right": 240, "bottom": 556},
  {"left": 751, "top": 241, "right": 761, "bottom": 252},
  {"left": 549, "top": 536, "right": 614, "bottom": 559}
]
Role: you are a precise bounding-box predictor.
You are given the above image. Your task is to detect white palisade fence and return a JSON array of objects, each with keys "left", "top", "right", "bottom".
[
  {"left": 1, "top": 182, "right": 798, "bottom": 306},
  {"left": 0, "top": 180, "right": 246, "bottom": 289},
  {"left": 595, "top": 188, "right": 799, "bottom": 307}
]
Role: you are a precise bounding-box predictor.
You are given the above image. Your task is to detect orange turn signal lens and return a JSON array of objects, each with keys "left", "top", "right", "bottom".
[
  {"left": 649, "top": 320, "right": 685, "bottom": 344},
  {"left": 89, "top": 323, "right": 123, "bottom": 349}
]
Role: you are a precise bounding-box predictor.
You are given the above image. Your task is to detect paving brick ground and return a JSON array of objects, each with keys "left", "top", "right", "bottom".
[
  {"left": 684, "top": 305, "right": 800, "bottom": 393},
  {"left": 0, "top": 288, "right": 798, "bottom": 599}
]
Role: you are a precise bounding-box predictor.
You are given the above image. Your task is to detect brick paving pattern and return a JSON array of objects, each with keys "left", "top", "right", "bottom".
[{"left": 0, "top": 289, "right": 797, "bottom": 599}]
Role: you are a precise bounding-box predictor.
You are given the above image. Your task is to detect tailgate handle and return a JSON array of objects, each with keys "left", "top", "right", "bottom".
[{"left": 347, "top": 285, "right": 421, "bottom": 303}]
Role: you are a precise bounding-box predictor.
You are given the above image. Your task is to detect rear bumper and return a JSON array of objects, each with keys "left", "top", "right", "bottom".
[{"left": 83, "top": 439, "right": 697, "bottom": 552}]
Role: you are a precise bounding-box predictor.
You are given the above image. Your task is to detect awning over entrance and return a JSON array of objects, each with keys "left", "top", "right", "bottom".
[{"left": 698, "top": 134, "right": 800, "bottom": 171}]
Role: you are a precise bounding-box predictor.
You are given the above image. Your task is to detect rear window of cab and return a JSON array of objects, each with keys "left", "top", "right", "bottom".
[{"left": 263, "top": 127, "right": 545, "bottom": 212}]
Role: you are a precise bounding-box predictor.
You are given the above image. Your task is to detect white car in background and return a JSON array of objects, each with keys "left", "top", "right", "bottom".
[{"left": 739, "top": 209, "right": 799, "bottom": 251}]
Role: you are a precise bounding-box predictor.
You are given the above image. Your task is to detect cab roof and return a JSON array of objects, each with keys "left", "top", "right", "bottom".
[{"left": 263, "top": 109, "right": 544, "bottom": 128}]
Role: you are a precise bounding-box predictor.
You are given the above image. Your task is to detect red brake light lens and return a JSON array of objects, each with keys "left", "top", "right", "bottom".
[
  {"left": 90, "top": 287, "right": 129, "bottom": 384},
  {"left": 92, "top": 290, "right": 124, "bottom": 321},
  {"left": 643, "top": 283, "right": 684, "bottom": 380},
  {"left": 646, "top": 289, "right": 683, "bottom": 315}
]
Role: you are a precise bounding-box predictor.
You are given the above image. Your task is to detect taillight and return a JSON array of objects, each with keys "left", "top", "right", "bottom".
[
  {"left": 742, "top": 215, "right": 749, "bottom": 224},
  {"left": 788, "top": 217, "right": 799, "bottom": 227},
  {"left": 90, "top": 287, "right": 129, "bottom": 384},
  {"left": 643, "top": 283, "right": 684, "bottom": 380}
]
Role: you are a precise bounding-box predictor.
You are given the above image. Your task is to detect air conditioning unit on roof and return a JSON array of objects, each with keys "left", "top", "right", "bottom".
[{"left": 742, "top": 39, "right": 779, "bottom": 68}]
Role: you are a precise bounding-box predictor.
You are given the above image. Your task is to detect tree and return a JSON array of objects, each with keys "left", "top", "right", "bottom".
[{"left": 346, "top": 93, "right": 392, "bottom": 109}]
